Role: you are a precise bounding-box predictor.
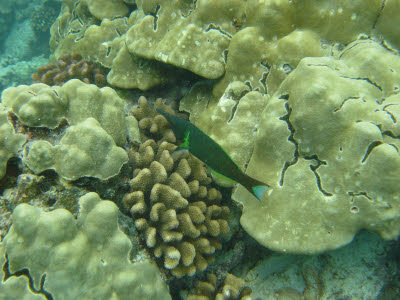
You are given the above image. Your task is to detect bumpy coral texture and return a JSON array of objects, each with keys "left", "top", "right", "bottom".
[
  {"left": 30, "top": 0, "right": 60, "bottom": 35},
  {"left": 2, "top": 79, "right": 128, "bottom": 145},
  {"left": 24, "top": 118, "right": 128, "bottom": 181},
  {"left": 233, "top": 40, "right": 400, "bottom": 254},
  {"left": 1, "top": 79, "right": 131, "bottom": 181},
  {"left": 0, "top": 245, "right": 44, "bottom": 300},
  {"left": 1, "top": 83, "right": 67, "bottom": 129},
  {"left": 49, "top": 0, "right": 400, "bottom": 96},
  {"left": 0, "top": 192, "right": 171, "bottom": 299},
  {"left": 83, "top": 0, "right": 130, "bottom": 20},
  {"left": 123, "top": 97, "right": 230, "bottom": 277},
  {"left": 0, "top": 108, "right": 26, "bottom": 179},
  {"left": 32, "top": 53, "right": 107, "bottom": 87},
  {"left": 50, "top": 1, "right": 168, "bottom": 90},
  {"left": 188, "top": 273, "right": 256, "bottom": 300}
]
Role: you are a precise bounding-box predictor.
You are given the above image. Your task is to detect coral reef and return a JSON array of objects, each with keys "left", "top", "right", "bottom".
[
  {"left": 132, "top": 96, "right": 186, "bottom": 142},
  {"left": 180, "top": 81, "right": 269, "bottom": 187},
  {"left": 0, "top": 107, "right": 26, "bottom": 178},
  {"left": 2, "top": 78, "right": 127, "bottom": 139},
  {"left": 2, "top": 78, "right": 129, "bottom": 143},
  {"left": 0, "top": 245, "right": 45, "bottom": 299},
  {"left": 1, "top": 79, "right": 135, "bottom": 180},
  {"left": 32, "top": 53, "right": 107, "bottom": 87},
  {"left": 1, "top": 1, "right": 400, "bottom": 299},
  {"left": 2, "top": 83, "right": 67, "bottom": 128},
  {"left": 49, "top": 1, "right": 400, "bottom": 97},
  {"left": 188, "top": 273, "right": 256, "bottom": 300},
  {"left": 24, "top": 118, "right": 128, "bottom": 181},
  {"left": 30, "top": 0, "right": 60, "bottom": 36},
  {"left": 0, "top": 192, "right": 171, "bottom": 299},
  {"left": 0, "top": 56, "right": 48, "bottom": 94},
  {"left": 83, "top": 0, "right": 130, "bottom": 20},
  {"left": 49, "top": 1, "right": 169, "bottom": 90},
  {"left": 49, "top": 0, "right": 98, "bottom": 57},
  {"left": 233, "top": 39, "right": 400, "bottom": 254},
  {"left": 123, "top": 98, "right": 230, "bottom": 277}
]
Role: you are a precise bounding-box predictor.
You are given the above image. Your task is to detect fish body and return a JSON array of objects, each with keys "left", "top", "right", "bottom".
[{"left": 156, "top": 108, "right": 270, "bottom": 201}]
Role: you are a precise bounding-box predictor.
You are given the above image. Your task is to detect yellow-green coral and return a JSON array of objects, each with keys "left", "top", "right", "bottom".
[
  {"left": 0, "top": 245, "right": 45, "bottom": 299},
  {"left": 1, "top": 79, "right": 133, "bottom": 181},
  {"left": 83, "top": 0, "right": 130, "bottom": 20},
  {"left": 62, "top": 79, "right": 128, "bottom": 146},
  {"left": 0, "top": 108, "right": 26, "bottom": 179},
  {"left": 233, "top": 40, "right": 400, "bottom": 254},
  {"left": 124, "top": 99, "right": 230, "bottom": 277},
  {"left": 24, "top": 118, "right": 128, "bottom": 181},
  {"left": 2, "top": 79, "right": 128, "bottom": 146},
  {"left": 126, "top": 0, "right": 242, "bottom": 79},
  {"left": 49, "top": 0, "right": 400, "bottom": 96},
  {"left": 124, "top": 139, "right": 229, "bottom": 277},
  {"left": 188, "top": 273, "right": 255, "bottom": 300},
  {"left": 2, "top": 83, "right": 67, "bottom": 129},
  {"left": 50, "top": 4, "right": 169, "bottom": 90},
  {"left": 0, "top": 192, "right": 171, "bottom": 299}
]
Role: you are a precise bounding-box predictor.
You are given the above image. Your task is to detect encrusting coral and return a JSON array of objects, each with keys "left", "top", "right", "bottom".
[
  {"left": 1, "top": 79, "right": 132, "bottom": 181},
  {"left": 0, "top": 192, "right": 171, "bottom": 299},
  {"left": 123, "top": 97, "right": 230, "bottom": 277},
  {"left": 24, "top": 118, "right": 128, "bottom": 181},
  {"left": 188, "top": 273, "right": 256, "bottom": 300},
  {"left": 32, "top": 53, "right": 107, "bottom": 87},
  {"left": 233, "top": 39, "right": 400, "bottom": 254},
  {"left": 0, "top": 107, "right": 26, "bottom": 179},
  {"left": 2, "top": 83, "right": 67, "bottom": 129},
  {"left": 48, "top": 0, "right": 400, "bottom": 98}
]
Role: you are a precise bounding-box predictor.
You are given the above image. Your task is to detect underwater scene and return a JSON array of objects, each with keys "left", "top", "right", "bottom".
[{"left": 0, "top": 0, "right": 400, "bottom": 299}]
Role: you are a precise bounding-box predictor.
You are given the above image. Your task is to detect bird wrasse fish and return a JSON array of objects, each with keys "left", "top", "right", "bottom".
[{"left": 156, "top": 108, "right": 270, "bottom": 201}]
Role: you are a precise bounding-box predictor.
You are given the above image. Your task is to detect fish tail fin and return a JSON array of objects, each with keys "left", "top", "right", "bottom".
[
  {"left": 252, "top": 184, "right": 270, "bottom": 201},
  {"left": 243, "top": 176, "right": 270, "bottom": 201}
]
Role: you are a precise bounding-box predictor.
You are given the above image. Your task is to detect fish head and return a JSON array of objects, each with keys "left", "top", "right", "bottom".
[{"left": 156, "top": 108, "right": 187, "bottom": 141}]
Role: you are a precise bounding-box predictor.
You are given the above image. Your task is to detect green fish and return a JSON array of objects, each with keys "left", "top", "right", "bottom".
[{"left": 156, "top": 108, "right": 270, "bottom": 201}]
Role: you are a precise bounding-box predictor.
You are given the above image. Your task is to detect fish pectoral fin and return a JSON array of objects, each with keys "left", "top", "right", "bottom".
[{"left": 209, "top": 168, "right": 237, "bottom": 184}]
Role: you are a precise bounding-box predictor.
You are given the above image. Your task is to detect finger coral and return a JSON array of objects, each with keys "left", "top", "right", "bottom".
[
  {"left": 32, "top": 53, "right": 107, "bottom": 87},
  {"left": 132, "top": 96, "right": 185, "bottom": 143},
  {"left": 188, "top": 273, "right": 256, "bottom": 300},
  {"left": 123, "top": 98, "right": 230, "bottom": 277}
]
